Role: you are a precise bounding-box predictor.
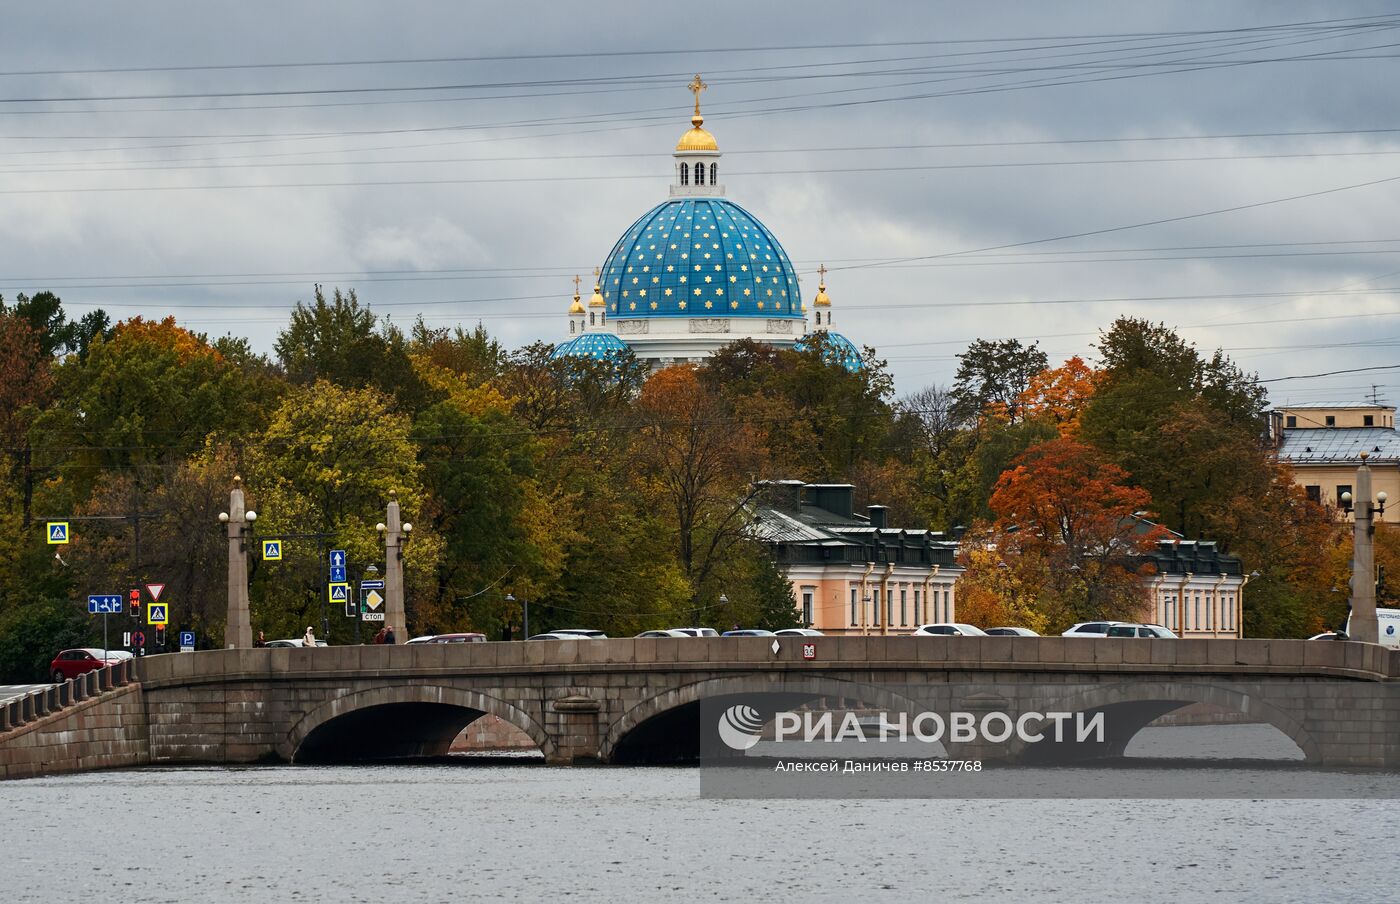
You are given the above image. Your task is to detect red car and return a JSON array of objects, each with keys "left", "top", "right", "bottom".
[{"left": 49, "top": 648, "right": 130, "bottom": 683}]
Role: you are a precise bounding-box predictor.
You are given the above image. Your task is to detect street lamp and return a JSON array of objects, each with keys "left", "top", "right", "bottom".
[{"left": 506, "top": 593, "right": 528, "bottom": 640}]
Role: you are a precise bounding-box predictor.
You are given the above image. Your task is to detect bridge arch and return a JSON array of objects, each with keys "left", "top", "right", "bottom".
[
  {"left": 283, "top": 685, "right": 556, "bottom": 763},
  {"left": 1010, "top": 680, "right": 1320, "bottom": 764},
  {"left": 601, "top": 674, "right": 928, "bottom": 764}
]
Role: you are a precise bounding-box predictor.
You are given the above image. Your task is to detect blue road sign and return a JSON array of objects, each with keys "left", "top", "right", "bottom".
[
  {"left": 87, "top": 594, "right": 122, "bottom": 614},
  {"left": 329, "top": 565, "right": 347, "bottom": 583},
  {"left": 328, "top": 583, "right": 349, "bottom": 604},
  {"left": 360, "top": 580, "right": 385, "bottom": 590},
  {"left": 330, "top": 549, "right": 346, "bottom": 568},
  {"left": 48, "top": 521, "right": 70, "bottom": 544},
  {"left": 262, "top": 540, "right": 282, "bottom": 561},
  {"left": 179, "top": 631, "right": 196, "bottom": 648}
]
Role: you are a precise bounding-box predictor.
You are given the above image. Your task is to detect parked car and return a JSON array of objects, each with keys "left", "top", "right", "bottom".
[
  {"left": 774, "top": 628, "right": 825, "bottom": 636},
  {"left": 429, "top": 633, "right": 487, "bottom": 643},
  {"left": 551, "top": 629, "right": 608, "bottom": 639},
  {"left": 1309, "top": 631, "right": 1346, "bottom": 641},
  {"left": 722, "top": 629, "right": 777, "bottom": 637},
  {"left": 912, "top": 623, "right": 987, "bottom": 636},
  {"left": 668, "top": 627, "right": 720, "bottom": 637},
  {"left": 405, "top": 635, "right": 437, "bottom": 645},
  {"left": 264, "top": 639, "right": 328, "bottom": 648},
  {"left": 1105, "top": 623, "right": 1178, "bottom": 639},
  {"left": 49, "top": 648, "right": 128, "bottom": 682},
  {"left": 636, "top": 629, "right": 693, "bottom": 638},
  {"left": 985, "top": 627, "right": 1039, "bottom": 637},
  {"left": 1061, "top": 621, "right": 1124, "bottom": 637},
  {"left": 527, "top": 632, "right": 603, "bottom": 641}
]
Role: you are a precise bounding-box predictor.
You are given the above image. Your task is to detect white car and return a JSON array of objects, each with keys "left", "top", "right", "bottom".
[
  {"left": 668, "top": 627, "right": 720, "bottom": 637},
  {"left": 985, "top": 627, "right": 1039, "bottom": 637},
  {"left": 405, "top": 635, "right": 437, "bottom": 645},
  {"left": 528, "top": 632, "right": 602, "bottom": 641},
  {"left": 774, "top": 628, "right": 825, "bottom": 636},
  {"left": 635, "top": 629, "right": 693, "bottom": 638},
  {"left": 551, "top": 629, "right": 608, "bottom": 639},
  {"left": 1105, "top": 623, "right": 1178, "bottom": 639},
  {"left": 912, "top": 623, "right": 987, "bottom": 636},
  {"left": 1061, "top": 621, "right": 1124, "bottom": 637}
]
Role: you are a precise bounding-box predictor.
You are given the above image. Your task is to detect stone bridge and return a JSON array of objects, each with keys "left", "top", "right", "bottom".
[{"left": 3, "top": 636, "right": 1400, "bottom": 779}]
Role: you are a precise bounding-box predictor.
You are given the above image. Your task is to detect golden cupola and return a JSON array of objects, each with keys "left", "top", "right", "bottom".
[
  {"left": 588, "top": 268, "right": 606, "bottom": 307},
  {"left": 676, "top": 74, "right": 719, "bottom": 152},
  {"left": 813, "top": 264, "right": 832, "bottom": 307}
]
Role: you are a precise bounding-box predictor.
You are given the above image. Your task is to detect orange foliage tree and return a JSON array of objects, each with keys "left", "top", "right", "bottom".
[
  {"left": 963, "top": 438, "right": 1166, "bottom": 630},
  {"left": 1016, "top": 355, "right": 1099, "bottom": 437}
]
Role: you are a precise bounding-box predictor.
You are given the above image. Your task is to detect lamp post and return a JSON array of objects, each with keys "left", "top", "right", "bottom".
[
  {"left": 376, "top": 491, "right": 413, "bottom": 642},
  {"left": 506, "top": 593, "right": 528, "bottom": 640},
  {"left": 1342, "top": 452, "right": 1389, "bottom": 645},
  {"left": 218, "top": 476, "right": 257, "bottom": 649}
]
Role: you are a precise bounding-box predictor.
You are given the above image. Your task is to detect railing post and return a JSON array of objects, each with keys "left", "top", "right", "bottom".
[
  {"left": 8, "top": 698, "right": 22, "bottom": 726},
  {"left": 58, "top": 680, "right": 72, "bottom": 707},
  {"left": 84, "top": 671, "right": 98, "bottom": 697},
  {"left": 28, "top": 690, "right": 45, "bottom": 718},
  {"left": 0, "top": 701, "right": 10, "bottom": 732},
  {"left": 45, "top": 685, "right": 60, "bottom": 712},
  {"left": 98, "top": 666, "right": 112, "bottom": 692}
]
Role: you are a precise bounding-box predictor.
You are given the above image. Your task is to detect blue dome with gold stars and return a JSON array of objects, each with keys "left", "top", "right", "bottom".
[
  {"left": 796, "top": 329, "right": 863, "bottom": 372},
  {"left": 551, "top": 331, "right": 631, "bottom": 361},
  {"left": 601, "top": 198, "right": 803, "bottom": 320}
]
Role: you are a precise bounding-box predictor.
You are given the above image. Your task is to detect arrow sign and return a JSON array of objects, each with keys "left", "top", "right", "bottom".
[
  {"left": 146, "top": 583, "right": 165, "bottom": 601},
  {"left": 329, "top": 565, "right": 346, "bottom": 583},
  {"left": 87, "top": 594, "right": 121, "bottom": 614},
  {"left": 330, "top": 550, "right": 346, "bottom": 568}
]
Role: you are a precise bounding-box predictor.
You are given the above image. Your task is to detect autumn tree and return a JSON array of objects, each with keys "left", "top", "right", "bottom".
[
  {"left": 974, "top": 438, "right": 1165, "bottom": 629},
  {"left": 1016, "top": 355, "right": 1099, "bottom": 437},
  {"left": 633, "top": 365, "right": 766, "bottom": 607}
]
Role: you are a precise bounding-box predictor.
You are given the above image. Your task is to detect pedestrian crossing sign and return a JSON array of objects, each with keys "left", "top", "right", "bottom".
[
  {"left": 147, "top": 602, "right": 168, "bottom": 625},
  {"left": 47, "top": 521, "right": 69, "bottom": 544},
  {"left": 262, "top": 540, "right": 282, "bottom": 561},
  {"left": 328, "top": 582, "right": 349, "bottom": 604}
]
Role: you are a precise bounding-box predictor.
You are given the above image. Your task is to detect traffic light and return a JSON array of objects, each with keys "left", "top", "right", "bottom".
[
  {"left": 155, "top": 626, "right": 166, "bottom": 647},
  {"left": 129, "top": 589, "right": 141, "bottom": 619}
]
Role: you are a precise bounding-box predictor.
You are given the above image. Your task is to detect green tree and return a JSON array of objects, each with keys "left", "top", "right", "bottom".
[{"left": 949, "top": 338, "right": 1048, "bottom": 426}]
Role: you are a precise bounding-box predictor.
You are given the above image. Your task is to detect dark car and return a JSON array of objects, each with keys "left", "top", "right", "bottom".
[{"left": 49, "top": 648, "right": 128, "bottom": 683}]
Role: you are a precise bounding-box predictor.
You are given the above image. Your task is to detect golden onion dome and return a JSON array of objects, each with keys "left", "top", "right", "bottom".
[
  {"left": 569, "top": 292, "right": 585, "bottom": 315},
  {"left": 588, "top": 269, "right": 606, "bottom": 306},
  {"left": 676, "top": 74, "right": 719, "bottom": 152},
  {"left": 813, "top": 265, "right": 832, "bottom": 306}
]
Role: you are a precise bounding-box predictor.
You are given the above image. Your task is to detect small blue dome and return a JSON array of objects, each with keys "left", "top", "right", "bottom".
[
  {"left": 600, "top": 198, "right": 803, "bottom": 320},
  {"left": 796, "top": 330, "right": 863, "bottom": 372},
  {"left": 551, "top": 331, "right": 630, "bottom": 361}
]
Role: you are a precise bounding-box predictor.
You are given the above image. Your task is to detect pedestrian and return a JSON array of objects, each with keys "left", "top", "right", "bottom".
[
  {"left": 384, "top": 624, "right": 397, "bottom": 645},
  {"left": 372, "top": 626, "right": 386, "bottom": 645},
  {"left": 254, "top": 631, "right": 266, "bottom": 648},
  {"left": 302, "top": 626, "right": 316, "bottom": 648}
]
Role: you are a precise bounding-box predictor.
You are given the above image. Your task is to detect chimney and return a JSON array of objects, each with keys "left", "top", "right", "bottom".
[
  {"left": 867, "top": 505, "right": 888, "bottom": 529},
  {"left": 807, "top": 484, "right": 856, "bottom": 519}
]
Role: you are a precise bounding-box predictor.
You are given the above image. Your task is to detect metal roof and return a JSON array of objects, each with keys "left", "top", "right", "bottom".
[{"left": 1278, "top": 427, "right": 1400, "bottom": 463}]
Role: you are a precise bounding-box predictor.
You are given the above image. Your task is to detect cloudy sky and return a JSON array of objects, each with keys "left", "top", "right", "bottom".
[{"left": 3, "top": 1, "right": 1400, "bottom": 404}]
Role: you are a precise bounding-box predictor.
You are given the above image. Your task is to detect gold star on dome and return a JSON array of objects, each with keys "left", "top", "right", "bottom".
[
  {"left": 758, "top": 301, "right": 764, "bottom": 309},
  {"left": 650, "top": 302, "right": 658, "bottom": 309},
  {"left": 678, "top": 301, "right": 687, "bottom": 309},
  {"left": 694, "top": 287, "right": 702, "bottom": 296},
  {"left": 743, "top": 288, "right": 751, "bottom": 296},
  {"left": 639, "top": 289, "right": 646, "bottom": 297},
  {"left": 767, "top": 289, "right": 773, "bottom": 296},
  {"left": 666, "top": 265, "right": 674, "bottom": 272},
  {"left": 704, "top": 275, "right": 712, "bottom": 283},
  {"left": 670, "top": 244, "right": 678, "bottom": 250},
  {"left": 664, "top": 288, "right": 673, "bottom": 296},
  {"left": 729, "top": 275, "right": 737, "bottom": 283},
  {"left": 629, "top": 302, "right": 637, "bottom": 310},
  {"left": 740, "top": 264, "right": 749, "bottom": 272},
  {"left": 730, "top": 301, "right": 739, "bottom": 309},
  {"left": 622, "top": 290, "right": 629, "bottom": 297},
  {"left": 705, "top": 301, "right": 713, "bottom": 309}
]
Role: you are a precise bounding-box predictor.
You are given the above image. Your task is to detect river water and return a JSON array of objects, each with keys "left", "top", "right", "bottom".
[{"left": 6, "top": 728, "right": 1400, "bottom": 903}]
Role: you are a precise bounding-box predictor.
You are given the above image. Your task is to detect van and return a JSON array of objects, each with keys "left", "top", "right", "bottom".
[{"left": 1345, "top": 608, "right": 1400, "bottom": 649}]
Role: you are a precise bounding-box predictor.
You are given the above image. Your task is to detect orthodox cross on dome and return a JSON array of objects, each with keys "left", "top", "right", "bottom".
[
  {"left": 688, "top": 74, "right": 707, "bottom": 118},
  {"left": 573, "top": 274, "right": 582, "bottom": 295},
  {"left": 593, "top": 266, "right": 601, "bottom": 282},
  {"left": 817, "top": 263, "right": 828, "bottom": 284}
]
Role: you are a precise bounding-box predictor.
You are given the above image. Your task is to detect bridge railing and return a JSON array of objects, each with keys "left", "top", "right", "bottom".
[
  {"left": 130, "top": 635, "right": 1400, "bottom": 685},
  {"left": 0, "top": 660, "right": 135, "bottom": 736}
]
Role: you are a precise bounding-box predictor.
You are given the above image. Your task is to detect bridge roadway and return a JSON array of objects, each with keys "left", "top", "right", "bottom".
[{"left": 2, "top": 635, "right": 1399, "bottom": 778}]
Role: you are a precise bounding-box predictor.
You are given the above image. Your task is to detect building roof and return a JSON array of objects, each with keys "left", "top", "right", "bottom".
[
  {"left": 600, "top": 197, "right": 803, "bottom": 321},
  {"left": 1278, "top": 427, "right": 1400, "bottom": 464},
  {"left": 549, "top": 331, "right": 631, "bottom": 361},
  {"left": 795, "top": 329, "right": 863, "bottom": 372},
  {"left": 1276, "top": 402, "right": 1394, "bottom": 410}
]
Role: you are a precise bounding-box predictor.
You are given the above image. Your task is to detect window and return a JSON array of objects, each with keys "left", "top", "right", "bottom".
[
  {"left": 1365, "top": 415, "right": 1375, "bottom": 426},
  {"left": 1305, "top": 485, "right": 1321, "bottom": 503},
  {"left": 900, "top": 589, "right": 908, "bottom": 626},
  {"left": 802, "top": 589, "right": 814, "bottom": 627},
  {"left": 1326, "top": 415, "right": 1336, "bottom": 427},
  {"left": 944, "top": 589, "right": 951, "bottom": 622},
  {"left": 815, "top": 311, "right": 822, "bottom": 325},
  {"left": 1195, "top": 594, "right": 1201, "bottom": 631},
  {"left": 872, "top": 588, "right": 881, "bottom": 625},
  {"left": 913, "top": 589, "right": 921, "bottom": 625},
  {"left": 695, "top": 163, "right": 705, "bottom": 186},
  {"left": 589, "top": 311, "right": 595, "bottom": 326},
  {"left": 1285, "top": 415, "right": 1297, "bottom": 428},
  {"left": 710, "top": 162, "right": 717, "bottom": 184},
  {"left": 680, "top": 162, "right": 689, "bottom": 186},
  {"left": 569, "top": 322, "right": 576, "bottom": 334},
  {"left": 850, "top": 588, "right": 858, "bottom": 625}
]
